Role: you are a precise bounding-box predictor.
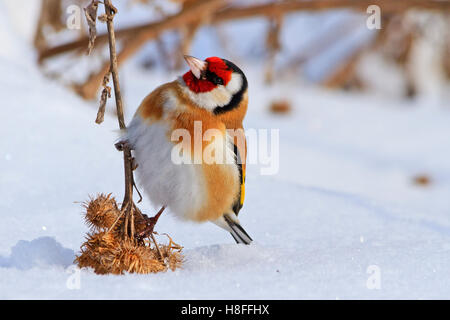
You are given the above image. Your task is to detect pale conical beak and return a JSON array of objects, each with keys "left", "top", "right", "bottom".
[{"left": 184, "top": 55, "right": 207, "bottom": 79}]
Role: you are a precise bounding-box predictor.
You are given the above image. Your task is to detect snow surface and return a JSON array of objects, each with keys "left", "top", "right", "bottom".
[{"left": 1, "top": 4, "right": 450, "bottom": 300}]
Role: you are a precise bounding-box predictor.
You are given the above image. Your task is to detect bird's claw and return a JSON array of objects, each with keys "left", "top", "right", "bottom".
[
  {"left": 115, "top": 140, "right": 128, "bottom": 151},
  {"left": 115, "top": 142, "right": 138, "bottom": 170}
]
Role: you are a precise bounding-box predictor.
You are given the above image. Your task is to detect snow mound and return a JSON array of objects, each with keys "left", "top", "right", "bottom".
[{"left": 0, "top": 237, "right": 74, "bottom": 270}]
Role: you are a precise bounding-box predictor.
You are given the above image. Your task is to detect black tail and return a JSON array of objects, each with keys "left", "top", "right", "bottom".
[{"left": 223, "top": 214, "right": 253, "bottom": 245}]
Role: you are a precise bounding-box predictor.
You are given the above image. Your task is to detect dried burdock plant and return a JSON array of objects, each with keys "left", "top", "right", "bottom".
[
  {"left": 83, "top": 193, "right": 119, "bottom": 231},
  {"left": 76, "top": 0, "right": 183, "bottom": 275},
  {"left": 76, "top": 195, "right": 183, "bottom": 275}
]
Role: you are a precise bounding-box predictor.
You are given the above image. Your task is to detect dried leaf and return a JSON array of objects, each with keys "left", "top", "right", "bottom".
[
  {"left": 84, "top": 0, "right": 100, "bottom": 55},
  {"left": 95, "top": 73, "right": 111, "bottom": 124}
]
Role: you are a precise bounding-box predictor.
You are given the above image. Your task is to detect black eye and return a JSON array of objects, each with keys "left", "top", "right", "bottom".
[{"left": 205, "top": 70, "right": 223, "bottom": 85}]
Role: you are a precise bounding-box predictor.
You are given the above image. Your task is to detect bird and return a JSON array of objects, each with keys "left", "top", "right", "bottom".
[{"left": 119, "top": 55, "right": 252, "bottom": 244}]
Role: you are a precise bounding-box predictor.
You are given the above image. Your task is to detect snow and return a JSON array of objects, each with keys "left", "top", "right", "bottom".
[
  {"left": 0, "top": 237, "right": 74, "bottom": 270},
  {"left": 1, "top": 6, "right": 450, "bottom": 300}
]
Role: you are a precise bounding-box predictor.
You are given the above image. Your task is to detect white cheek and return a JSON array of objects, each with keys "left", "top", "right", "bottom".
[
  {"left": 225, "top": 73, "right": 243, "bottom": 95},
  {"left": 201, "top": 86, "right": 232, "bottom": 107},
  {"left": 177, "top": 74, "right": 242, "bottom": 111}
]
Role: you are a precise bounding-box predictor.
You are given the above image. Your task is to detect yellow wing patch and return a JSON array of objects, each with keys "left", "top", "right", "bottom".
[{"left": 240, "top": 166, "right": 245, "bottom": 206}]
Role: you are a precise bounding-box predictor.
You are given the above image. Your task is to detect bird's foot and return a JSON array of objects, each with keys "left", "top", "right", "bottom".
[
  {"left": 115, "top": 141, "right": 138, "bottom": 170},
  {"left": 115, "top": 140, "right": 130, "bottom": 151}
]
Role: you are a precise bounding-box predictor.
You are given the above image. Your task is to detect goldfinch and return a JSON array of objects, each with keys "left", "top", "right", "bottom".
[{"left": 120, "top": 55, "right": 252, "bottom": 244}]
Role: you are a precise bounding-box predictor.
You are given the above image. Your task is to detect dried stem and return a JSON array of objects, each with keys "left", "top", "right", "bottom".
[
  {"left": 99, "top": 1, "right": 164, "bottom": 252},
  {"left": 102, "top": 0, "right": 138, "bottom": 241}
]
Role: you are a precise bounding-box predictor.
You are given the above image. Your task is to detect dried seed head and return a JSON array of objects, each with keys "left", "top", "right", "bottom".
[
  {"left": 75, "top": 231, "right": 183, "bottom": 274},
  {"left": 76, "top": 194, "right": 183, "bottom": 274},
  {"left": 83, "top": 193, "right": 120, "bottom": 231}
]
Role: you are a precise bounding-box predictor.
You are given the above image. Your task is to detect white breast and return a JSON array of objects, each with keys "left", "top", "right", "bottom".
[{"left": 124, "top": 115, "right": 206, "bottom": 220}]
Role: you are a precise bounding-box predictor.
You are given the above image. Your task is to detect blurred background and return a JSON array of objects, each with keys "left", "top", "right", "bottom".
[{"left": 24, "top": 0, "right": 450, "bottom": 104}]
